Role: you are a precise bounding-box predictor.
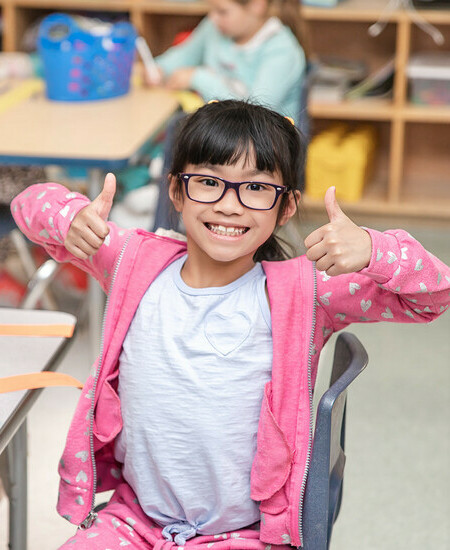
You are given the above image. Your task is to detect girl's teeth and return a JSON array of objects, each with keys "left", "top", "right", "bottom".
[{"left": 208, "top": 224, "right": 246, "bottom": 236}]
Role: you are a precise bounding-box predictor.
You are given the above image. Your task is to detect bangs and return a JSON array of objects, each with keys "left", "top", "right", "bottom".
[{"left": 179, "top": 114, "right": 280, "bottom": 173}]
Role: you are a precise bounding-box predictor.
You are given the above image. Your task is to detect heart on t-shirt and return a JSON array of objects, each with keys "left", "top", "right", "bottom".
[{"left": 204, "top": 311, "right": 251, "bottom": 356}]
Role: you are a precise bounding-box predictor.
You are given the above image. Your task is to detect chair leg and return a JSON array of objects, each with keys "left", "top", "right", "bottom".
[
  {"left": 10, "top": 229, "right": 58, "bottom": 310},
  {"left": 20, "top": 259, "right": 59, "bottom": 310},
  {"left": 7, "top": 421, "right": 28, "bottom": 550}
]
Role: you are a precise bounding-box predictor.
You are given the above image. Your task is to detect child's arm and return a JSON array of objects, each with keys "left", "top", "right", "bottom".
[
  {"left": 11, "top": 174, "right": 132, "bottom": 293},
  {"left": 306, "top": 188, "right": 450, "bottom": 328},
  {"left": 155, "top": 18, "right": 208, "bottom": 79},
  {"left": 156, "top": 18, "right": 248, "bottom": 101}
]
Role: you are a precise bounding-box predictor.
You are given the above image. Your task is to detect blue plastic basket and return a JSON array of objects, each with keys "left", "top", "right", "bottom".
[{"left": 38, "top": 13, "right": 137, "bottom": 102}]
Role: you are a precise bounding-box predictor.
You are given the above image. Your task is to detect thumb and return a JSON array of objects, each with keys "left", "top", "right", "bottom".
[
  {"left": 324, "top": 186, "right": 345, "bottom": 222},
  {"left": 93, "top": 173, "right": 116, "bottom": 220}
]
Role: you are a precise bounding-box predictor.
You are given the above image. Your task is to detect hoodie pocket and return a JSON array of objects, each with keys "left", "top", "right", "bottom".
[
  {"left": 250, "top": 381, "right": 294, "bottom": 504},
  {"left": 93, "top": 372, "right": 122, "bottom": 443}
]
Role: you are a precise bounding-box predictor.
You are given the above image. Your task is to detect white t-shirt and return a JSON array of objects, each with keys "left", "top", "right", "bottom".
[{"left": 115, "top": 256, "right": 272, "bottom": 544}]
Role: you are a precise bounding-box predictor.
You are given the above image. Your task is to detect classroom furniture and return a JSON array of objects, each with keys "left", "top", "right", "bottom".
[
  {"left": 0, "top": 206, "right": 59, "bottom": 309},
  {"left": 2, "top": 0, "right": 448, "bottom": 220},
  {"left": 0, "top": 80, "right": 180, "bottom": 355},
  {"left": 301, "top": 0, "right": 450, "bottom": 220},
  {"left": 0, "top": 307, "right": 77, "bottom": 550},
  {"left": 302, "top": 332, "right": 368, "bottom": 549}
]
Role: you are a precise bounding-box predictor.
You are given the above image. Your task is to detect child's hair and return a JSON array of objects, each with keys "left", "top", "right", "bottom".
[{"left": 169, "top": 99, "right": 306, "bottom": 262}]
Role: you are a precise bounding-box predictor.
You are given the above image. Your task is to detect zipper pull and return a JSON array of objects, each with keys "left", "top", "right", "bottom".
[{"left": 79, "top": 510, "right": 98, "bottom": 530}]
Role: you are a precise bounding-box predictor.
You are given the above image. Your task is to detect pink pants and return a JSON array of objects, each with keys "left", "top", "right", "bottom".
[{"left": 58, "top": 483, "right": 288, "bottom": 549}]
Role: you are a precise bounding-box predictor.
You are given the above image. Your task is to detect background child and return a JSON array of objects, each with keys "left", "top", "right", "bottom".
[
  {"left": 147, "top": 0, "right": 306, "bottom": 123},
  {"left": 11, "top": 100, "right": 450, "bottom": 549}
]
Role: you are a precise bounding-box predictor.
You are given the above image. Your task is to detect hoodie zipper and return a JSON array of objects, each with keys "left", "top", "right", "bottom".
[
  {"left": 79, "top": 234, "right": 132, "bottom": 530},
  {"left": 297, "top": 263, "right": 317, "bottom": 546}
]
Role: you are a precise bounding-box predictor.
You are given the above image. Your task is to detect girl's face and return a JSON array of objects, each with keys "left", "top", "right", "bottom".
[
  {"left": 207, "top": 0, "right": 267, "bottom": 43},
  {"left": 169, "top": 155, "right": 297, "bottom": 275}
]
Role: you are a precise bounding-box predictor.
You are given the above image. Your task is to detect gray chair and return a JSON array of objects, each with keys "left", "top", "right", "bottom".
[
  {"left": 302, "top": 332, "right": 368, "bottom": 549},
  {"left": 0, "top": 205, "right": 59, "bottom": 309}
]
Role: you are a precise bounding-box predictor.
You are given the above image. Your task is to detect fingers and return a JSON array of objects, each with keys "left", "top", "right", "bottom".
[
  {"left": 324, "top": 186, "right": 345, "bottom": 223},
  {"left": 92, "top": 173, "right": 116, "bottom": 220},
  {"left": 65, "top": 227, "right": 106, "bottom": 259},
  {"left": 65, "top": 240, "right": 95, "bottom": 260},
  {"left": 305, "top": 240, "right": 327, "bottom": 263},
  {"left": 304, "top": 226, "right": 326, "bottom": 250},
  {"left": 66, "top": 205, "right": 110, "bottom": 259}
]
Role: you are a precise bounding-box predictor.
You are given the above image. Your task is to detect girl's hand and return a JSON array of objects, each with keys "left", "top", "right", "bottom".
[
  {"left": 304, "top": 186, "right": 372, "bottom": 276},
  {"left": 64, "top": 173, "right": 116, "bottom": 260},
  {"left": 164, "top": 67, "right": 196, "bottom": 90}
]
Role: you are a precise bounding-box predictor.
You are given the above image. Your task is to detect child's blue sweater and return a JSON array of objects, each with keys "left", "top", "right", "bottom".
[{"left": 156, "top": 17, "right": 305, "bottom": 122}]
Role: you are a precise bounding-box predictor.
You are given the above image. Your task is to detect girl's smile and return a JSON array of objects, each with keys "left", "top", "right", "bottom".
[{"left": 204, "top": 222, "right": 249, "bottom": 238}]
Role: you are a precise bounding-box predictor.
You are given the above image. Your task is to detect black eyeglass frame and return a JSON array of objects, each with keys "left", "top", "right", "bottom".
[{"left": 178, "top": 173, "right": 288, "bottom": 211}]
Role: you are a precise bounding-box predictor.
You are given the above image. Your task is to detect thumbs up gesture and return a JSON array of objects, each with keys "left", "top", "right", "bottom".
[
  {"left": 304, "top": 187, "right": 372, "bottom": 276},
  {"left": 64, "top": 173, "right": 116, "bottom": 260}
]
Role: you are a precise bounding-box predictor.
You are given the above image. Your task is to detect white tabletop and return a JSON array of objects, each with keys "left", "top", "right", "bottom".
[
  {"left": 0, "top": 83, "right": 180, "bottom": 167},
  {"left": 0, "top": 308, "right": 76, "bottom": 442}
]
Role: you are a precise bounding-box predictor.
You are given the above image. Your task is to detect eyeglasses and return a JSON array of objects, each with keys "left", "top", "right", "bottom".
[{"left": 178, "top": 173, "right": 287, "bottom": 211}]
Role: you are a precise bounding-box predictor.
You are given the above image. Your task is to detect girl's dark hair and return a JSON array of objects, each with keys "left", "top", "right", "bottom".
[{"left": 169, "top": 100, "right": 306, "bottom": 262}]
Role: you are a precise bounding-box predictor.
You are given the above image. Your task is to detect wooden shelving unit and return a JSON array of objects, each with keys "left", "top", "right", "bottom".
[
  {"left": 301, "top": 0, "right": 450, "bottom": 220},
  {"left": 1, "top": 0, "right": 449, "bottom": 220}
]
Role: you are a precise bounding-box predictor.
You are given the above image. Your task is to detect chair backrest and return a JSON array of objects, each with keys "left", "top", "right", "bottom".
[{"left": 301, "top": 332, "right": 368, "bottom": 550}]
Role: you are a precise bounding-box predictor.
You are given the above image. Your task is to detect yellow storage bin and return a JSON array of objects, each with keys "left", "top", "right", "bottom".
[{"left": 305, "top": 123, "right": 377, "bottom": 203}]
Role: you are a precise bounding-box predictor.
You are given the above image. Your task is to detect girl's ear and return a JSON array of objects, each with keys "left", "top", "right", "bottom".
[
  {"left": 278, "top": 190, "right": 301, "bottom": 226},
  {"left": 168, "top": 175, "right": 183, "bottom": 213}
]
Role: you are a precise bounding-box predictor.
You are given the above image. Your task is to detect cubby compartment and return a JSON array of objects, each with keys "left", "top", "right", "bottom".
[
  {"left": 307, "top": 119, "right": 391, "bottom": 206},
  {"left": 307, "top": 20, "right": 397, "bottom": 75},
  {"left": 410, "top": 22, "right": 450, "bottom": 56},
  {"left": 139, "top": 11, "right": 202, "bottom": 56},
  {"left": 402, "top": 122, "right": 450, "bottom": 209}
]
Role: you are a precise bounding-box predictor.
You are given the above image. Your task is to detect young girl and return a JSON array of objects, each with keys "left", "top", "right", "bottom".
[
  {"left": 147, "top": 0, "right": 306, "bottom": 123},
  {"left": 12, "top": 100, "right": 450, "bottom": 549}
]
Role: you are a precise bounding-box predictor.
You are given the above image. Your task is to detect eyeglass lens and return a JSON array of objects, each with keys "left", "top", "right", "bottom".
[{"left": 187, "top": 175, "right": 278, "bottom": 210}]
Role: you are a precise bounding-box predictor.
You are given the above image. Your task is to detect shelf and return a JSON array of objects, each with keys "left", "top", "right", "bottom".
[
  {"left": 402, "top": 104, "right": 450, "bottom": 123},
  {"left": 301, "top": 0, "right": 450, "bottom": 24},
  {"left": 303, "top": 195, "right": 450, "bottom": 220},
  {"left": 309, "top": 99, "right": 395, "bottom": 121},
  {"left": 309, "top": 100, "right": 450, "bottom": 123},
  {"left": 301, "top": 0, "right": 400, "bottom": 22},
  {"left": 10, "top": 0, "right": 132, "bottom": 9},
  {"left": 139, "top": 0, "right": 207, "bottom": 15}
]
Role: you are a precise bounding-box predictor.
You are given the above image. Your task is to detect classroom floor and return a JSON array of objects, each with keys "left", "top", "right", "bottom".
[{"left": 0, "top": 220, "right": 449, "bottom": 550}]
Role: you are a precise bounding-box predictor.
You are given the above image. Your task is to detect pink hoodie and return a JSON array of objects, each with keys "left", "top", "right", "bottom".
[{"left": 12, "top": 183, "right": 450, "bottom": 547}]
